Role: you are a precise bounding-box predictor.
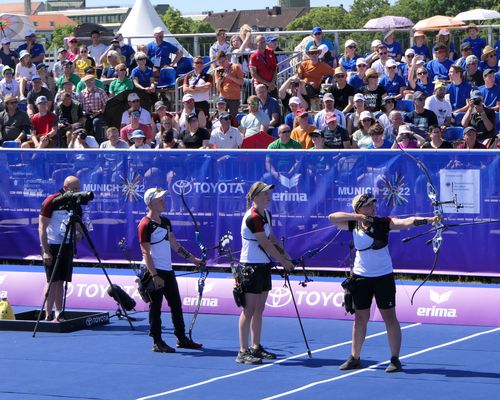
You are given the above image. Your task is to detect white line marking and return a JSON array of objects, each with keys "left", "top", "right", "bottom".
[
  {"left": 263, "top": 326, "right": 500, "bottom": 399},
  {"left": 136, "top": 323, "right": 422, "bottom": 399}
]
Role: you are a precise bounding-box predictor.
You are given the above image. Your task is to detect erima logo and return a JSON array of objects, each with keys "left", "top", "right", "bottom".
[
  {"left": 416, "top": 289, "right": 457, "bottom": 318},
  {"left": 279, "top": 174, "right": 300, "bottom": 189}
]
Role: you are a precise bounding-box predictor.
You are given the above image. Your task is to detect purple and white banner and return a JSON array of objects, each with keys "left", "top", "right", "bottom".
[{"left": 2, "top": 269, "right": 500, "bottom": 327}]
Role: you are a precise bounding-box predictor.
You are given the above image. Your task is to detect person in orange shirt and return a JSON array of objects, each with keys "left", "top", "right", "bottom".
[
  {"left": 214, "top": 51, "right": 244, "bottom": 116},
  {"left": 298, "top": 45, "right": 335, "bottom": 98},
  {"left": 291, "top": 109, "right": 315, "bottom": 149}
]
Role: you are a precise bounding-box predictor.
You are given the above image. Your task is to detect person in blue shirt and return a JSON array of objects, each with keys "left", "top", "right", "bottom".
[
  {"left": 455, "top": 43, "right": 472, "bottom": 70},
  {"left": 146, "top": 27, "right": 183, "bottom": 71},
  {"left": 256, "top": 84, "right": 281, "bottom": 129},
  {"left": 379, "top": 59, "right": 406, "bottom": 100},
  {"left": 16, "top": 29, "right": 45, "bottom": 66},
  {"left": 348, "top": 58, "right": 368, "bottom": 91},
  {"left": 479, "top": 69, "right": 500, "bottom": 111},
  {"left": 462, "top": 24, "right": 486, "bottom": 59},
  {"left": 398, "top": 49, "right": 415, "bottom": 84},
  {"left": 446, "top": 65, "right": 472, "bottom": 112},
  {"left": 411, "top": 31, "right": 432, "bottom": 61},
  {"left": 130, "top": 52, "right": 156, "bottom": 96},
  {"left": 408, "top": 61, "right": 434, "bottom": 98},
  {"left": 495, "top": 40, "right": 500, "bottom": 60},
  {"left": 382, "top": 30, "right": 403, "bottom": 62},
  {"left": 339, "top": 39, "right": 360, "bottom": 72},
  {"left": 478, "top": 46, "right": 499, "bottom": 73},
  {"left": 367, "top": 123, "right": 392, "bottom": 149},
  {"left": 306, "top": 27, "right": 337, "bottom": 67},
  {"left": 426, "top": 44, "right": 453, "bottom": 81}
]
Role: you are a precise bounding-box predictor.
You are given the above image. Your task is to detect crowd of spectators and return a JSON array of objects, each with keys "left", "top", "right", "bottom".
[{"left": 0, "top": 24, "right": 499, "bottom": 151}]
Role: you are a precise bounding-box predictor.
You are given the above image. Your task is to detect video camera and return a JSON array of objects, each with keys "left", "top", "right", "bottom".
[{"left": 57, "top": 190, "right": 95, "bottom": 207}]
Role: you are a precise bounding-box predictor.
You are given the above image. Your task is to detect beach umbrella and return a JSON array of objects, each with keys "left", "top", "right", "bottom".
[
  {"left": 0, "top": 13, "right": 36, "bottom": 41},
  {"left": 454, "top": 9, "right": 500, "bottom": 22},
  {"left": 364, "top": 16, "right": 414, "bottom": 30},
  {"left": 413, "top": 15, "right": 465, "bottom": 31}
]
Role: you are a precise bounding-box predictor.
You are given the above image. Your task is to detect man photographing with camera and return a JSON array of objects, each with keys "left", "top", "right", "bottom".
[
  {"left": 39, "top": 176, "right": 88, "bottom": 321},
  {"left": 461, "top": 89, "right": 496, "bottom": 142},
  {"left": 214, "top": 51, "right": 244, "bottom": 116}
]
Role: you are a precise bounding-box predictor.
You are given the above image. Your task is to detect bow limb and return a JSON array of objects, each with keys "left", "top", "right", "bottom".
[{"left": 180, "top": 188, "right": 208, "bottom": 341}]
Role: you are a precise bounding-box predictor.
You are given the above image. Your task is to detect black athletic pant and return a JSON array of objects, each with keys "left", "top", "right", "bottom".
[{"left": 149, "top": 269, "right": 186, "bottom": 342}]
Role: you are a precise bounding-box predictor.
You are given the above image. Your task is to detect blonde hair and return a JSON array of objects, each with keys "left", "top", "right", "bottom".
[{"left": 134, "top": 51, "right": 147, "bottom": 61}]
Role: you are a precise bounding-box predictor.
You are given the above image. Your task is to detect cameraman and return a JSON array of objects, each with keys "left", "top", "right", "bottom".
[
  {"left": 461, "top": 90, "right": 496, "bottom": 141},
  {"left": 214, "top": 51, "right": 244, "bottom": 116},
  {"left": 39, "top": 176, "right": 83, "bottom": 321},
  {"left": 68, "top": 123, "right": 98, "bottom": 149}
]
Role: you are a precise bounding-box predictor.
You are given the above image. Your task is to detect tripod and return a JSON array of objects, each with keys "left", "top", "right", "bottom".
[{"left": 33, "top": 210, "right": 135, "bottom": 337}]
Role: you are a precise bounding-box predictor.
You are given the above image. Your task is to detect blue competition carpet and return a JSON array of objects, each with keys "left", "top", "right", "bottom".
[{"left": 2, "top": 310, "right": 500, "bottom": 400}]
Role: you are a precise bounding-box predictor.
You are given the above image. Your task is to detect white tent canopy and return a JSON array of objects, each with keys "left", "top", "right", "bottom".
[{"left": 117, "top": 0, "right": 190, "bottom": 56}]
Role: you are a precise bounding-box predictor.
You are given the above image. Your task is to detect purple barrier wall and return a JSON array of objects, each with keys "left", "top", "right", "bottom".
[{"left": 2, "top": 269, "right": 499, "bottom": 327}]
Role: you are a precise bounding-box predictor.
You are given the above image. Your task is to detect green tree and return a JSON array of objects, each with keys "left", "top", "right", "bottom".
[
  {"left": 347, "top": 0, "right": 391, "bottom": 28},
  {"left": 48, "top": 24, "right": 74, "bottom": 50},
  {"left": 161, "top": 7, "right": 213, "bottom": 55}
]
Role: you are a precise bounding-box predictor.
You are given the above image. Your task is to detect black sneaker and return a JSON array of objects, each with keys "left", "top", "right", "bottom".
[
  {"left": 176, "top": 337, "right": 203, "bottom": 349},
  {"left": 235, "top": 349, "right": 262, "bottom": 365},
  {"left": 152, "top": 341, "right": 176, "bottom": 353},
  {"left": 339, "top": 355, "right": 362, "bottom": 370},
  {"left": 385, "top": 356, "right": 402, "bottom": 373},
  {"left": 251, "top": 345, "right": 277, "bottom": 360}
]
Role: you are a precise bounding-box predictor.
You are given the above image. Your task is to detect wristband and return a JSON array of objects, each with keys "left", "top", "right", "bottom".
[{"left": 413, "top": 218, "right": 428, "bottom": 226}]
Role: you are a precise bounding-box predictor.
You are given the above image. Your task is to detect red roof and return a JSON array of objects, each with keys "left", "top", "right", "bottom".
[
  {"left": 29, "top": 15, "right": 77, "bottom": 31},
  {"left": 1, "top": 2, "right": 44, "bottom": 15}
]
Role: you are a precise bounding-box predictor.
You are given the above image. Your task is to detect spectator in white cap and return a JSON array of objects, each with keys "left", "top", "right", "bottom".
[
  {"left": 284, "top": 96, "right": 313, "bottom": 129},
  {"left": 399, "top": 49, "right": 415, "bottom": 83},
  {"left": 15, "top": 49, "right": 37, "bottom": 99},
  {"left": 347, "top": 93, "right": 366, "bottom": 134},
  {"left": 146, "top": 26, "right": 183, "bottom": 73},
  {"left": 348, "top": 58, "right": 368, "bottom": 91},
  {"left": 175, "top": 93, "right": 207, "bottom": 132},
  {"left": 434, "top": 29, "right": 455, "bottom": 61},
  {"left": 208, "top": 111, "right": 243, "bottom": 149},
  {"left": 314, "top": 93, "right": 346, "bottom": 130},
  {"left": 120, "top": 92, "right": 153, "bottom": 127},
  {"left": 27, "top": 74, "right": 53, "bottom": 118},
  {"left": 17, "top": 29, "right": 45, "bottom": 65},
  {"left": 383, "top": 30, "right": 403, "bottom": 61},
  {"left": 379, "top": 59, "right": 406, "bottom": 100},
  {"left": 0, "top": 37, "right": 18, "bottom": 69},
  {"left": 339, "top": 39, "right": 360, "bottom": 73},
  {"left": 0, "top": 66, "right": 20, "bottom": 98},
  {"left": 352, "top": 110, "right": 376, "bottom": 149},
  {"left": 364, "top": 39, "right": 382, "bottom": 65}
]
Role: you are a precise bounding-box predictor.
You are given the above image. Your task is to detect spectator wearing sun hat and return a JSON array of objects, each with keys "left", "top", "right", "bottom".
[
  {"left": 17, "top": 29, "right": 45, "bottom": 65},
  {"left": 411, "top": 31, "right": 431, "bottom": 61},
  {"left": 463, "top": 23, "right": 487, "bottom": 59},
  {"left": 0, "top": 66, "right": 20, "bottom": 98},
  {"left": 478, "top": 46, "right": 498, "bottom": 73}
]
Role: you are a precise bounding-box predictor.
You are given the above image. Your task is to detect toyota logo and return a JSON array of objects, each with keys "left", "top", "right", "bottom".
[
  {"left": 172, "top": 180, "right": 193, "bottom": 195},
  {"left": 266, "top": 287, "right": 292, "bottom": 308}
]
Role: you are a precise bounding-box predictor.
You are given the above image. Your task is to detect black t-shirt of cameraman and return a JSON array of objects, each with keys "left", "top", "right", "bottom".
[{"left": 462, "top": 91, "right": 496, "bottom": 140}]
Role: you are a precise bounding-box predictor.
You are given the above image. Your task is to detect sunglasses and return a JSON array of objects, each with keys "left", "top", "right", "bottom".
[
  {"left": 137, "top": 58, "right": 147, "bottom": 61},
  {"left": 362, "top": 118, "right": 372, "bottom": 122},
  {"left": 80, "top": 50, "right": 87, "bottom": 53},
  {"left": 368, "top": 75, "right": 378, "bottom": 79},
  {"left": 417, "top": 71, "right": 428, "bottom": 75},
  {"left": 379, "top": 51, "right": 388, "bottom": 55},
  {"left": 220, "top": 117, "right": 231, "bottom": 121},
  {"left": 194, "top": 61, "right": 204, "bottom": 64},
  {"left": 335, "top": 74, "right": 346, "bottom": 78},
  {"left": 406, "top": 54, "right": 415, "bottom": 57},
  {"left": 357, "top": 64, "right": 367, "bottom": 67},
  {"left": 313, "top": 33, "right": 322, "bottom": 36},
  {"left": 131, "top": 99, "right": 140, "bottom": 103},
  {"left": 69, "top": 40, "right": 77, "bottom": 43},
  {"left": 279, "top": 130, "right": 291, "bottom": 134},
  {"left": 7, "top": 101, "right": 18, "bottom": 105},
  {"left": 117, "top": 69, "right": 127, "bottom": 72},
  {"left": 347, "top": 45, "right": 357, "bottom": 49},
  {"left": 387, "top": 66, "right": 396, "bottom": 69}
]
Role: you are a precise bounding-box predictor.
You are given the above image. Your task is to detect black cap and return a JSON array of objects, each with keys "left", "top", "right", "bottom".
[
  {"left": 460, "top": 42, "right": 472, "bottom": 51},
  {"left": 186, "top": 112, "right": 198, "bottom": 122},
  {"left": 309, "top": 130, "right": 325, "bottom": 138},
  {"left": 84, "top": 65, "right": 95, "bottom": 73}
]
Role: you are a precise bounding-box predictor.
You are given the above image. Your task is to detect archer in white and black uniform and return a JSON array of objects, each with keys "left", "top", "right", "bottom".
[
  {"left": 138, "top": 187, "right": 203, "bottom": 353},
  {"left": 328, "top": 192, "right": 439, "bottom": 373},
  {"left": 236, "top": 181, "right": 294, "bottom": 365}
]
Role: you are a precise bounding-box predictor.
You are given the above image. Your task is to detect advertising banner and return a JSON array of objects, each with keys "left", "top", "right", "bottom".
[{"left": 0, "top": 149, "right": 499, "bottom": 275}]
